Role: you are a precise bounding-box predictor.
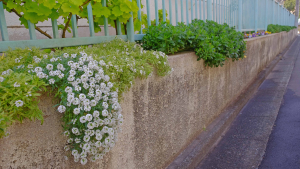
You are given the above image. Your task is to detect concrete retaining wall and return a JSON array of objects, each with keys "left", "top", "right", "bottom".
[{"left": 0, "top": 29, "right": 297, "bottom": 169}]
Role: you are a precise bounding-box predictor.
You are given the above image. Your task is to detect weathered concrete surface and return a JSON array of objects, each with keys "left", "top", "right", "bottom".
[
  {"left": 0, "top": 30, "right": 297, "bottom": 169},
  {"left": 259, "top": 37, "right": 300, "bottom": 169},
  {"left": 196, "top": 36, "right": 300, "bottom": 169}
]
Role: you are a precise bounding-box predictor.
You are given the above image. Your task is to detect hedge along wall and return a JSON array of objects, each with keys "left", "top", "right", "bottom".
[{"left": 0, "top": 29, "right": 297, "bottom": 169}]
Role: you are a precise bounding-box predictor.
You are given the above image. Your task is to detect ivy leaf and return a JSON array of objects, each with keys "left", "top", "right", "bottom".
[
  {"left": 134, "top": 19, "right": 141, "bottom": 32},
  {"left": 120, "top": 3, "right": 131, "bottom": 13},
  {"left": 112, "top": 6, "right": 123, "bottom": 17},
  {"left": 61, "top": 3, "right": 80, "bottom": 14},
  {"left": 23, "top": 12, "right": 48, "bottom": 24},
  {"left": 19, "top": 17, "right": 29, "bottom": 28}
]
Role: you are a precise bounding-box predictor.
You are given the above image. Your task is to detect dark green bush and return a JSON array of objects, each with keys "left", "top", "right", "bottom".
[
  {"left": 267, "top": 24, "right": 296, "bottom": 33},
  {"left": 141, "top": 20, "right": 246, "bottom": 67}
]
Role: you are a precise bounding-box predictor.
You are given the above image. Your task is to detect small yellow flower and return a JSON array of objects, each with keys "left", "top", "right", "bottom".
[{"left": 244, "top": 55, "right": 247, "bottom": 58}]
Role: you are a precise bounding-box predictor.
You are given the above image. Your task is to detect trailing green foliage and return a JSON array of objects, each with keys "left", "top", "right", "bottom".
[
  {"left": 2, "top": 0, "right": 142, "bottom": 37},
  {"left": 141, "top": 20, "right": 247, "bottom": 67},
  {"left": 0, "top": 38, "right": 171, "bottom": 141},
  {"left": 267, "top": 24, "right": 297, "bottom": 33}
]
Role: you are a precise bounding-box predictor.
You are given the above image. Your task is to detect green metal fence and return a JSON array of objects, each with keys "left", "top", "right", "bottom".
[{"left": 0, "top": 0, "right": 296, "bottom": 53}]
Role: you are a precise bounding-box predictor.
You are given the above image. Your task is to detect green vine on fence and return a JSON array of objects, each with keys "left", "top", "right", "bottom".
[{"left": 1, "top": 0, "right": 142, "bottom": 38}]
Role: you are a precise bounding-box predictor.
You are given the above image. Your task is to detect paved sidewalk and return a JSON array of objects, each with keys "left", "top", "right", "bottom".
[
  {"left": 196, "top": 36, "right": 300, "bottom": 169},
  {"left": 259, "top": 37, "right": 300, "bottom": 168}
]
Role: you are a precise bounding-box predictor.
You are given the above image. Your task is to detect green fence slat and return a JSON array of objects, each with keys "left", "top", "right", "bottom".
[
  {"left": 146, "top": 0, "right": 151, "bottom": 27},
  {"left": 200, "top": 0, "right": 202, "bottom": 20},
  {"left": 181, "top": 0, "right": 184, "bottom": 22},
  {"left": 191, "top": 0, "right": 194, "bottom": 20},
  {"left": 102, "top": 0, "right": 109, "bottom": 36},
  {"left": 254, "top": 0, "right": 258, "bottom": 32},
  {"left": 136, "top": 0, "right": 142, "bottom": 34},
  {"left": 0, "top": 2, "right": 9, "bottom": 41},
  {"left": 238, "top": 0, "right": 242, "bottom": 32},
  {"left": 213, "top": 0, "right": 215, "bottom": 21},
  {"left": 162, "top": 0, "right": 166, "bottom": 22},
  {"left": 71, "top": 15, "right": 78, "bottom": 38},
  {"left": 0, "top": 35, "right": 128, "bottom": 52},
  {"left": 207, "top": 0, "right": 212, "bottom": 20},
  {"left": 218, "top": 0, "right": 220, "bottom": 23},
  {"left": 155, "top": 0, "right": 159, "bottom": 25},
  {"left": 265, "top": 0, "right": 268, "bottom": 30},
  {"left": 127, "top": 0, "right": 134, "bottom": 42},
  {"left": 195, "top": 0, "right": 198, "bottom": 19},
  {"left": 87, "top": 3, "right": 95, "bottom": 37},
  {"left": 186, "top": 0, "right": 189, "bottom": 25},
  {"left": 51, "top": 19, "right": 59, "bottom": 39},
  {"left": 27, "top": 20, "right": 37, "bottom": 40},
  {"left": 204, "top": 0, "right": 206, "bottom": 21},
  {"left": 175, "top": 0, "right": 179, "bottom": 25},
  {"left": 169, "top": 0, "right": 173, "bottom": 25},
  {"left": 116, "top": 18, "right": 122, "bottom": 35}
]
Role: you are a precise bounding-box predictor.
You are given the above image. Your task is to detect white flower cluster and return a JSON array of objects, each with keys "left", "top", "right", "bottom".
[{"left": 34, "top": 52, "right": 123, "bottom": 165}]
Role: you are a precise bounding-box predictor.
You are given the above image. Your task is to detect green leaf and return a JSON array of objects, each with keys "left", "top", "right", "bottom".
[{"left": 112, "top": 6, "right": 123, "bottom": 17}]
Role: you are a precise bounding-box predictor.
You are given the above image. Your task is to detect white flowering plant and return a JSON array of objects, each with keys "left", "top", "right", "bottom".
[{"left": 0, "top": 39, "right": 171, "bottom": 164}]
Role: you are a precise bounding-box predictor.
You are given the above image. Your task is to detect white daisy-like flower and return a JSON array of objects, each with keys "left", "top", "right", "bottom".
[
  {"left": 25, "top": 64, "right": 33, "bottom": 69},
  {"left": 63, "top": 53, "right": 69, "bottom": 58},
  {"left": 64, "top": 145, "right": 70, "bottom": 151},
  {"left": 49, "top": 79, "right": 55, "bottom": 84},
  {"left": 72, "top": 149, "right": 78, "bottom": 156},
  {"left": 64, "top": 130, "right": 70, "bottom": 136},
  {"left": 84, "top": 105, "right": 91, "bottom": 112},
  {"left": 57, "top": 105, "right": 66, "bottom": 113},
  {"left": 67, "top": 138, "right": 73, "bottom": 143},
  {"left": 95, "top": 134, "right": 102, "bottom": 141},
  {"left": 58, "top": 73, "right": 64, "bottom": 79},
  {"left": 15, "top": 58, "right": 21, "bottom": 63},
  {"left": 80, "top": 116, "right": 87, "bottom": 123},
  {"left": 93, "top": 111, "right": 100, "bottom": 117},
  {"left": 79, "top": 94, "right": 86, "bottom": 101},
  {"left": 34, "top": 58, "right": 41, "bottom": 63},
  {"left": 72, "top": 127, "right": 79, "bottom": 134},
  {"left": 102, "top": 102, "right": 109, "bottom": 109},
  {"left": 75, "top": 138, "right": 81, "bottom": 143},
  {"left": 57, "top": 63, "right": 64, "bottom": 70},
  {"left": 73, "top": 108, "right": 80, "bottom": 115},
  {"left": 46, "top": 64, "right": 53, "bottom": 70},
  {"left": 65, "top": 86, "right": 73, "bottom": 93},
  {"left": 73, "top": 98, "right": 80, "bottom": 105},
  {"left": 102, "top": 109, "right": 108, "bottom": 116},
  {"left": 0, "top": 76, "right": 3, "bottom": 82},
  {"left": 86, "top": 114, "right": 93, "bottom": 121},
  {"left": 87, "top": 122, "right": 94, "bottom": 129},
  {"left": 71, "top": 54, "right": 77, "bottom": 58},
  {"left": 34, "top": 67, "right": 43, "bottom": 73},
  {"left": 14, "top": 82, "right": 20, "bottom": 87},
  {"left": 90, "top": 100, "right": 97, "bottom": 107},
  {"left": 83, "top": 135, "right": 90, "bottom": 142},
  {"left": 15, "top": 100, "right": 24, "bottom": 107},
  {"left": 80, "top": 158, "right": 88, "bottom": 165}
]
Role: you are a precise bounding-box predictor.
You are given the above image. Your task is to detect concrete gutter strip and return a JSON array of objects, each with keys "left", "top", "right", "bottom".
[{"left": 166, "top": 35, "right": 298, "bottom": 169}]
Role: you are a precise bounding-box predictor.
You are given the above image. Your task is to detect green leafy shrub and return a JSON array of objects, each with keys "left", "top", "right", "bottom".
[
  {"left": 0, "top": 38, "right": 171, "bottom": 164},
  {"left": 141, "top": 19, "right": 247, "bottom": 67},
  {"left": 267, "top": 24, "right": 297, "bottom": 33}
]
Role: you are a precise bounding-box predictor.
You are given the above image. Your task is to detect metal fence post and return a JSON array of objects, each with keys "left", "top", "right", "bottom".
[
  {"left": 254, "top": 0, "right": 258, "bottom": 32},
  {"left": 0, "top": 1, "right": 9, "bottom": 41},
  {"left": 207, "top": 0, "right": 212, "bottom": 20},
  {"left": 238, "top": 0, "right": 242, "bottom": 32},
  {"left": 127, "top": 0, "right": 135, "bottom": 42},
  {"left": 265, "top": 0, "right": 268, "bottom": 31}
]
